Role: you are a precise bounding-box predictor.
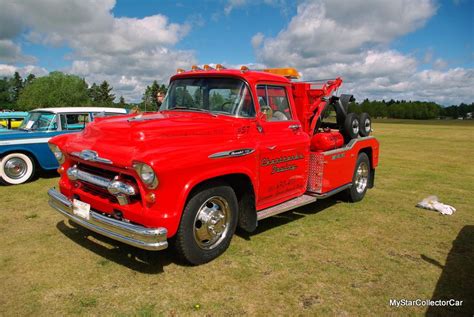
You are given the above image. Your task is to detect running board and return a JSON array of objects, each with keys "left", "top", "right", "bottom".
[
  {"left": 308, "top": 183, "right": 352, "bottom": 199},
  {"left": 257, "top": 195, "right": 317, "bottom": 220},
  {"left": 256, "top": 183, "right": 352, "bottom": 221}
]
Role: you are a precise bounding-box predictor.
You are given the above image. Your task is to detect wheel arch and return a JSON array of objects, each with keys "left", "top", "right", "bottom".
[
  {"left": 358, "top": 147, "right": 374, "bottom": 188},
  {"left": 182, "top": 172, "right": 257, "bottom": 233}
]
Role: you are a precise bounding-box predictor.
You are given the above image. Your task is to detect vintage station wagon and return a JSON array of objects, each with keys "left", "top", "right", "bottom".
[{"left": 0, "top": 107, "right": 127, "bottom": 185}]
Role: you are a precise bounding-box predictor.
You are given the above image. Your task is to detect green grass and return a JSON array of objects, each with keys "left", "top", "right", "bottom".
[{"left": 0, "top": 120, "right": 473, "bottom": 316}]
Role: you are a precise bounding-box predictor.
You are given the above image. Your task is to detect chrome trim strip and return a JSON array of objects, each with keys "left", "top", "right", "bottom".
[
  {"left": 209, "top": 148, "right": 255, "bottom": 159},
  {"left": 48, "top": 188, "right": 168, "bottom": 251},
  {"left": 322, "top": 136, "right": 374, "bottom": 156},
  {"left": 70, "top": 150, "right": 113, "bottom": 164},
  {"left": 0, "top": 137, "right": 51, "bottom": 146},
  {"left": 67, "top": 166, "right": 137, "bottom": 204},
  {"left": 67, "top": 167, "right": 111, "bottom": 188},
  {"left": 257, "top": 195, "right": 317, "bottom": 221},
  {"left": 307, "top": 183, "right": 352, "bottom": 198}
]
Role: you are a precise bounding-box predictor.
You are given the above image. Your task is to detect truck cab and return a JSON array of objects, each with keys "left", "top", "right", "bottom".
[{"left": 48, "top": 66, "right": 379, "bottom": 265}]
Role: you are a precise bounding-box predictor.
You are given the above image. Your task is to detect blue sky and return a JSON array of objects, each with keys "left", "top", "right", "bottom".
[{"left": 1, "top": 0, "right": 473, "bottom": 104}]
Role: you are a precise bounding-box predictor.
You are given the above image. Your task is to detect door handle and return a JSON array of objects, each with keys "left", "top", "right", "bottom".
[{"left": 288, "top": 124, "right": 301, "bottom": 131}]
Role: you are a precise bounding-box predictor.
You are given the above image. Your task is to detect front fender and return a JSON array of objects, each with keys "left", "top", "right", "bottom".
[{"left": 152, "top": 155, "right": 257, "bottom": 237}]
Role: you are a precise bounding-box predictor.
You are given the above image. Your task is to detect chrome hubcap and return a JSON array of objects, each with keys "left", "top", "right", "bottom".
[
  {"left": 352, "top": 120, "right": 359, "bottom": 135},
  {"left": 364, "top": 118, "right": 371, "bottom": 133},
  {"left": 355, "top": 162, "right": 369, "bottom": 194},
  {"left": 4, "top": 158, "right": 28, "bottom": 179},
  {"left": 193, "top": 196, "right": 231, "bottom": 250}
]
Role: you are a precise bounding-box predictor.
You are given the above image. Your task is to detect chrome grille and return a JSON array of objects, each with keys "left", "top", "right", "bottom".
[{"left": 70, "top": 162, "right": 141, "bottom": 205}]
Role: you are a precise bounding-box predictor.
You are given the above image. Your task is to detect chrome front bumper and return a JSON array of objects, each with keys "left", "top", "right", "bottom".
[{"left": 48, "top": 188, "right": 168, "bottom": 251}]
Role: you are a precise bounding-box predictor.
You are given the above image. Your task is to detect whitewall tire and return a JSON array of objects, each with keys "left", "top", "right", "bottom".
[{"left": 0, "top": 153, "right": 35, "bottom": 185}]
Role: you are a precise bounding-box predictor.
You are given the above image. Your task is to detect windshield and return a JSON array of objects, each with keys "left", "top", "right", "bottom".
[
  {"left": 19, "top": 112, "right": 57, "bottom": 131},
  {"left": 161, "top": 77, "right": 255, "bottom": 117}
]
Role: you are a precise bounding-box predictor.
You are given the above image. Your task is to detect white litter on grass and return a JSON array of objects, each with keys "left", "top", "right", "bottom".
[{"left": 416, "top": 196, "right": 456, "bottom": 215}]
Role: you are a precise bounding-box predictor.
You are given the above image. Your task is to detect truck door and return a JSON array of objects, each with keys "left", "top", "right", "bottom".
[{"left": 256, "top": 84, "right": 309, "bottom": 208}]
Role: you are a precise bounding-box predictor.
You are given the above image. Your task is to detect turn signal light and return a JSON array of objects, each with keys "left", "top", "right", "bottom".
[
  {"left": 145, "top": 192, "right": 156, "bottom": 204},
  {"left": 176, "top": 68, "right": 185, "bottom": 73},
  {"left": 216, "top": 64, "right": 225, "bottom": 70},
  {"left": 240, "top": 65, "right": 249, "bottom": 72},
  {"left": 191, "top": 65, "right": 202, "bottom": 71},
  {"left": 203, "top": 64, "right": 214, "bottom": 71},
  {"left": 57, "top": 166, "right": 65, "bottom": 174}
]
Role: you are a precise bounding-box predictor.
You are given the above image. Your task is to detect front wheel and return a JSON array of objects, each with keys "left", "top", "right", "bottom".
[
  {"left": 0, "top": 153, "right": 35, "bottom": 185},
  {"left": 346, "top": 152, "right": 370, "bottom": 202},
  {"left": 174, "top": 183, "right": 238, "bottom": 265}
]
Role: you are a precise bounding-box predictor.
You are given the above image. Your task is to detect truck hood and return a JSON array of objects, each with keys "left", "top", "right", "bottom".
[{"left": 60, "top": 111, "right": 252, "bottom": 167}]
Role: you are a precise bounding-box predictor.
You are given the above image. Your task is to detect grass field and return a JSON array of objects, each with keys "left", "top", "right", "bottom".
[{"left": 1, "top": 120, "right": 473, "bottom": 316}]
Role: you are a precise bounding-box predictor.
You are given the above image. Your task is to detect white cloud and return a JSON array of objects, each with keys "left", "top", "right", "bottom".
[
  {"left": 224, "top": 0, "right": 248, "bottom": 15},
  {"left": 253, "top": 0, "right": 473, "bottom": 105},
  {"left": 0, "top": 64, "right": 48, "bottom": 77},
  {"left": 251, "top": 33, "right": 264, "bottom": 48},
  {"left": 255, "top": 0, "right": 437, "bottom": 67},
  {"left": 433, "top": 58, "right": 448, "bottom": 70},
  {"left": 0, "top": 0, "right": 196, "bottom": 102},
  {"left": 0, "top": 39, "right": 36, "bottom": 63},
  {"left": 0, "top": 64, "right": 17, "bottom": 77}
]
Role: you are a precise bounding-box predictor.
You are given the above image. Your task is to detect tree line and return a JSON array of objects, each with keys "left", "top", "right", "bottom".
[
  {"left": 0, "top": 71, "right": 472, "bottom": 118},
  {"left": 348, "top": 99, "right": 473, "bottom": 120},
  {"left": 0, "top": 71, "right": 167, "bottom": 111}
]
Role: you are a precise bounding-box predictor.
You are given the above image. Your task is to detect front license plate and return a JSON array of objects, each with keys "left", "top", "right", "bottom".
[{"left": 73, "top": 199, "right": 90, "bottom": 220}]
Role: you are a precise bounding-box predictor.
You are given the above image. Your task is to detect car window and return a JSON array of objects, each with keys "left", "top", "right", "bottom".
[
  {"left": 60, "top": 113, "right": 90, "bottom": 130},
  {"left": 256, "top": 85, "right": 292, "bottom": 121},
  {"left": 162, "top": 77, "right": 255, "bottom": 117},
  {"left": 19, "top": 112, "right": 57, "bottom": 131}
]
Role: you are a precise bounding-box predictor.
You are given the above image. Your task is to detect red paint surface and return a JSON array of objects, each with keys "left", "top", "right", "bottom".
[{"left": 50, "top": 69, "right": 379, "bottom": 237}]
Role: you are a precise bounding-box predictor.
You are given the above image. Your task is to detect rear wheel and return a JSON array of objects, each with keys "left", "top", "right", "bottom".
[
  {"left": 0, "top": 153, "right": 35, "bottom": 185},
  {"left": 359, "top": 113, "right": 372, "bottom": 137},
  {"left": 343, "top": 113, "right": 360, "bottom": 140},
  {"left": 346, "top": 153, "right": 370, "bottom": 202},
  {"left": 174, "top": 184, "right": 238, "bottom": 265}
]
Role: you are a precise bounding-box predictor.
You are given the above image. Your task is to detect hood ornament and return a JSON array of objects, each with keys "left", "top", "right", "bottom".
[{"left": 71, "top": 149, "right": 113, "bottom": 164}]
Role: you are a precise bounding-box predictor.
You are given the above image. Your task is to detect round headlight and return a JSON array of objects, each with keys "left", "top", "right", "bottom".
[
  {"left": 48, "top": 143, "right": 65, "bottom": 164},
  {"left": 140, "top": 164, "right": 155, "bottom": 184},
  {"left": 133, "top": 162, "right": 158, "bottom": 189}
]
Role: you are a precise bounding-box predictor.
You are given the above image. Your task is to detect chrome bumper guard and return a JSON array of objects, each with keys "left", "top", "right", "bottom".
[{"left": 48, "top": 188, "right": 168, "bottom": 251}]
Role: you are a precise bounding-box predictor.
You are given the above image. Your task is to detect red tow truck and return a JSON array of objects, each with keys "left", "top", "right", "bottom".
[{"left": 48, "top": 66, "right": 379, "bottom": 265}]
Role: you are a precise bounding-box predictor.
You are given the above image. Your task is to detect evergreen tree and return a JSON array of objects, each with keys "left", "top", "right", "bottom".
[
  {"left": 89, "top": 83, "right": 100, "bottom": 102},
  {"left": 118, "top": 96, "right": 126, "bottom": 108},
  {"left": 150, "top": 80, "right": 160, "bottom": 109},
  {"left": 0, "top": 77, "right": 13, "bottom": 110},
  {"left": 159, "top": 84, "right": 167, "bottom": 94},
  {"left": 142, "top": 85, "right": 153, "bottom": 111},
  {"left": 11, "top": 72, "right": 23, "bottom": 103},
  {"left": 24, "top": 74, "right": 36, "bottom": 86},
  {"left": 98, "top": 80, "right": 115, "bottom": 105}
]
